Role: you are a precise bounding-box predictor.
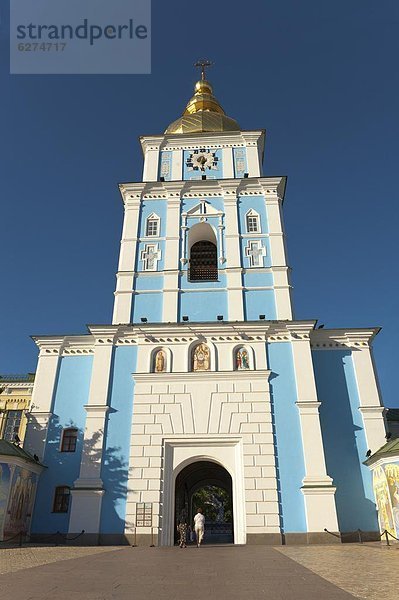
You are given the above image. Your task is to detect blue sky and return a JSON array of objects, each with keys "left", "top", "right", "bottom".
[{"left": 0, "top": 1, "right": 398, "bottom": 407}]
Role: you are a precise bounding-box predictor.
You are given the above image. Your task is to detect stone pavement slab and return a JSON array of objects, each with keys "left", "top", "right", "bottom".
[
  {"left": 276, "top": 543, "right": 399, "bottom": 600},
  {"left": 0, "top": 545, "right": 356, "bottom": 600},
  {"left": 0, "top": 545, "right": 123, "bottom": 575}
]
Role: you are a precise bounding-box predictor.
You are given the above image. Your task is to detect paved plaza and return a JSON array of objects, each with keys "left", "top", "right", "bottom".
[{"left": 0, "top": 543, "right": 398, "bottom": 600}]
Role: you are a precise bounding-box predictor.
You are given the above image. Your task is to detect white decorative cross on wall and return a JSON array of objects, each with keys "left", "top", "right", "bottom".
[
  {"left": 141, "top": 244, "right": 161, "bottom": 271},
  {"left": 245, "top": 241, "right": 266, "bottom": 267}
]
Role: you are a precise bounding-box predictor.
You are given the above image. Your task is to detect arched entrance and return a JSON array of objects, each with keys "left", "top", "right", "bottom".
[{"left": 174, "top": 460, "right": 234, "bottom": 544}]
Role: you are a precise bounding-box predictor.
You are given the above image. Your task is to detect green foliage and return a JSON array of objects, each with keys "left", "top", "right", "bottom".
[{"left": 192, "top": 485, "right": 232, "bottom": 523}]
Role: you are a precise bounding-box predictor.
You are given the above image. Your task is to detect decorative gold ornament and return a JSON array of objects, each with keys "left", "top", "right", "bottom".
[{"left": 165, "top": 61, "right": 239, "bottom": 134}]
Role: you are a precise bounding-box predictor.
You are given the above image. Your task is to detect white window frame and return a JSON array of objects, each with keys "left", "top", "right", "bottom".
[
  {"left": 145, "top": 213, "right": 160, "bottom": 237},
  {"left": 245, "top": 209, "right": 261, "bottom": 233}
]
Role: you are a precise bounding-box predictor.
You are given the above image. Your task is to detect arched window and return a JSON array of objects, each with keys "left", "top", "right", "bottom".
[
  {"left": 246, "top": 210, "right": 260, "bottom": 233},
  {"left": 146, "top": 213, "right": 160, "bottom": 237},
  {"left": 189, "top": 241, "right": 218, "bottom": 281},
  {"left": 234, "top": 347, "right": 251, "bottom": 370},
  {"left": 60, "top": 428, "right": 78, "bottom": 452},
  {"left": 53, "top": 486, "right": 71, "bottom": 513},
  {"left": 153, "top": 349, "right": 166, "bottom": 373},
  {"left": 192, "top": 343, "right": 211, "bottom": 371}
]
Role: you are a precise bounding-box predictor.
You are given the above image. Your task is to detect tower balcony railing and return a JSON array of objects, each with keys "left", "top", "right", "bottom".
[{"left": 188, "top": 266, "right": 218, "bottom": 282}]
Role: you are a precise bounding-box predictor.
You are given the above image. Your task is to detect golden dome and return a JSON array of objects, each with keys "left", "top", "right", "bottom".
[{"left": 165, "top": 79, "right": 240, "bottom": 134}]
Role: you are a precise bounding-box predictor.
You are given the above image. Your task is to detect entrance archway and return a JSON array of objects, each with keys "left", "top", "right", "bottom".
[{"left": 174, "top": 460, "right": 233, "bottom": 544}]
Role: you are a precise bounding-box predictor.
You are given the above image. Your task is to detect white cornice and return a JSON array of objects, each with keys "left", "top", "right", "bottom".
[
  {"left": 139, "top": 130, "right": 265, "bottom": 155},
  {"left": 133, "top": 369, "right": 271, "bottom": 383},
  {"left": 119, "top": 176, "right": 287, "bottom": 206},
  {"left": 310, "top": 328, "right": 381, "bottom": 349}
]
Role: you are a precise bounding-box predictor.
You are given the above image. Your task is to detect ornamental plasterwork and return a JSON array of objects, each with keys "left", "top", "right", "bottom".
[
  {"left": 244, "top": 240, "right": 266, "bottom": 267},
  {"left": 180, "top": 201, "right": 225, "bottom": 265}
]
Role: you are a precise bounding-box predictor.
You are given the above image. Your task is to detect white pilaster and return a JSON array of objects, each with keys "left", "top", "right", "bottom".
[
  {"left": 143, "top": 147, "right": 160, "bottom": 181},
  {"left": 171, "top": 149, "right": 182, "bottom": 180},
  {"left": 69, "top": 330, "right": 117, "bottom": 534},
  {"left": 291, "top": 338, "right": 339, "bottom": 532},
  {"left": 24, "top": 339, "right": 63, "bottom": 460},
  {"left": 113, "top": 201, "right": 141, "bottom": 324},
  {"left": 223, "top": 184, "right": 244, "bottom": 320},
  {"left": 246, "top": 145, "right": 261, "bottom": 177},
  {"left": 222, "top": 147, "right": 234, "bottom": 178},
  {"left": 351, "top": 346, "right": 386, "bottom": 452},
  {"left": 162, "top": 194, "right": 181, "bottom": 322},
  {"left": 266, "top": 196, "right": 292, "bottom": 319}
]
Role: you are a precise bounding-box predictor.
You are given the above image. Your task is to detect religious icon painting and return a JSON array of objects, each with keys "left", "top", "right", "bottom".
[
  {"left": 235, "top": 348, "right": 250, "bottom": 370},
  {"left": 154, "top": 349, "right": 166, "bottom": 373},
  {"left": 192, "top": 343, "right": 210, "bottom": 371}
]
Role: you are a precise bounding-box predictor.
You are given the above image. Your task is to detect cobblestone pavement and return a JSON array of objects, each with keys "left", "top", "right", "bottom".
[
  {"left": 0, "top": 545, "right": 123, "bottom": 575},
  {"left": 0, "top": 545, "right": 355, "bottom": 600},
  {"left": 276, "top": 543, "right": 399, "bottom": 600}
]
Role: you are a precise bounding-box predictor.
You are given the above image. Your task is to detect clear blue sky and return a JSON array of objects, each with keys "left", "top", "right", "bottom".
[{"left": 1, "top": 1, "right": 398, "bottom": 407}]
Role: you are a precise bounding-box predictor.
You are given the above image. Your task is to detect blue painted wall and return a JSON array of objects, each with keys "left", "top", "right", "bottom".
[
  {"left": 242, "top": 271, "right": 274, "bottom": 289},
  {"left": 179, "top": 290, "right": 228, "bottom": 322},
  {"left": 138, "top": 199, "right": 167, "bottom": 239},
  {"left": 100, "top": 346, "right": 137, "bottom": 534},
  {"left": 267, "top": 342, "right": 307, "bottom": 533},
  {"left": 132, "top": 291, "right": 163, "bottom": 323},
  {"left": 31, "top": 356, "right": 93, "bottom": 533},
  {"left": 312, "top": 350, "right": 378, "bottom": 531},
  {"left": 134, "top": 275, "right": 164, "bottom": 292},
  {"left": 243, "top": 289, "right": 276, "bottom": 321},
  {"left": 237, "top": 195, "right": 269, "bottom": 234}
]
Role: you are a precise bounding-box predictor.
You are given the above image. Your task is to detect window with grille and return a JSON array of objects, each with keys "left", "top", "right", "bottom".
[
  {"left": 146, "top": 215, "right": 159, "bottom": 237},
  {"left": 2, "top": 410, "right": 22, "bottom": 441},
  {"left": 246, "top": 213, "right": 260, "bottom": 233},
  {"left": 53, "top": 486, "right": 71, "bottom": 513},
  {"left": 61, "top": 428, "right": 78, "bottom": 452},
  {"left": 189, "top": 241, "right": 218, "bottom": 281}
]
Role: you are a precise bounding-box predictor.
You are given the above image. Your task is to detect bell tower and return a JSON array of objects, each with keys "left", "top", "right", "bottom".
[{"left": 112, "top": 67, "right": 292, "bottom": 325}]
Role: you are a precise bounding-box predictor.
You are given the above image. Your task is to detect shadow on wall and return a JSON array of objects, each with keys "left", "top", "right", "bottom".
[
  {"left": 26, "top": 413, "right": 131, "bottom": 537},
  {"left": 313, "top": 349, "right": 379, "bottom": 532}
]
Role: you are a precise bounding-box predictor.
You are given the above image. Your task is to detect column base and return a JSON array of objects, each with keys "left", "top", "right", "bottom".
[
  {"left": 68, "top": 488, "right": 105, "bottom": 535},
  {"left": 301, "top": 484, "right": 339, "bottom": 532}
]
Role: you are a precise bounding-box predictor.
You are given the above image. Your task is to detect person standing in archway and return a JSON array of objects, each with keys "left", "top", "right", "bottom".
[
  {"left": 194, "top": 507, "right": 205, "bottom": 547},
  {"left": 177, "top": 518, "right": 188, "bottom": 548}
]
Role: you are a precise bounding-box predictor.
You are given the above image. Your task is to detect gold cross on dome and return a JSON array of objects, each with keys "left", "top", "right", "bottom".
[{"left": 194, "top": 59, "right": 213, "bottom": 81}]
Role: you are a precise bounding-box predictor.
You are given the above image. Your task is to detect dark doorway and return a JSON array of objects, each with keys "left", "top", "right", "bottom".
[
  {"left": 189, "top": 241, "right": 218, "bottom": 281},
  {"left": 175, "top": 461, "right": 233, "bottom": 544}
]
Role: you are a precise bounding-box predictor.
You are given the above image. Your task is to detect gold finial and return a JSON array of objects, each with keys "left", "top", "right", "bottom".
[
  {"left": 164, "top": 60, "right": 240, "bottom": 134},
  {"left": 194, "top": 59, "right": 213, "bottom": 81}
]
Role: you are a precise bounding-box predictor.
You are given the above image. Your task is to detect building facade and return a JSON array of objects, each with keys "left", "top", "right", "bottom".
[
  {"left": 0, "top": 374, "right": 35, "bottom": 445},
  {"left": 25, "top": 73, "right": 387, "bottom": 545}
]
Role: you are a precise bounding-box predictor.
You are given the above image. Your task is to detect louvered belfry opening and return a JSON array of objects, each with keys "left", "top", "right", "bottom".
[{"left": 189, "top": 240, "right": 218, "bottom": 281}]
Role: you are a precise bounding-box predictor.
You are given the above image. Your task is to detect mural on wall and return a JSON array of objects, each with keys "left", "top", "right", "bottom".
[
  {"left": 0, "top": 463, "right": 11, "bottom": 539},
  {"left": 235, "top": 348, "right": 250, "bottom": 370},
  {"left": 385, "top": 463, "right": 399, "bottom": 535},
  {"left": 192, "top": 344, "right": 210, "bottom": 371},
  {"left": 154, "top": 349, "right": 166, "bottom": 373},
  {"left": 3, "top": 466, "right": 37, "bottom": 538},
  {"left": 372, "top": 463, "right": 399, "bottom": 537}
]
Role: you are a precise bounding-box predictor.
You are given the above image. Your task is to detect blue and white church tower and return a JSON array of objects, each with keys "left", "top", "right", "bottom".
[{"left": 26, "top": 68, "right": 387, "bottom": 545}]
